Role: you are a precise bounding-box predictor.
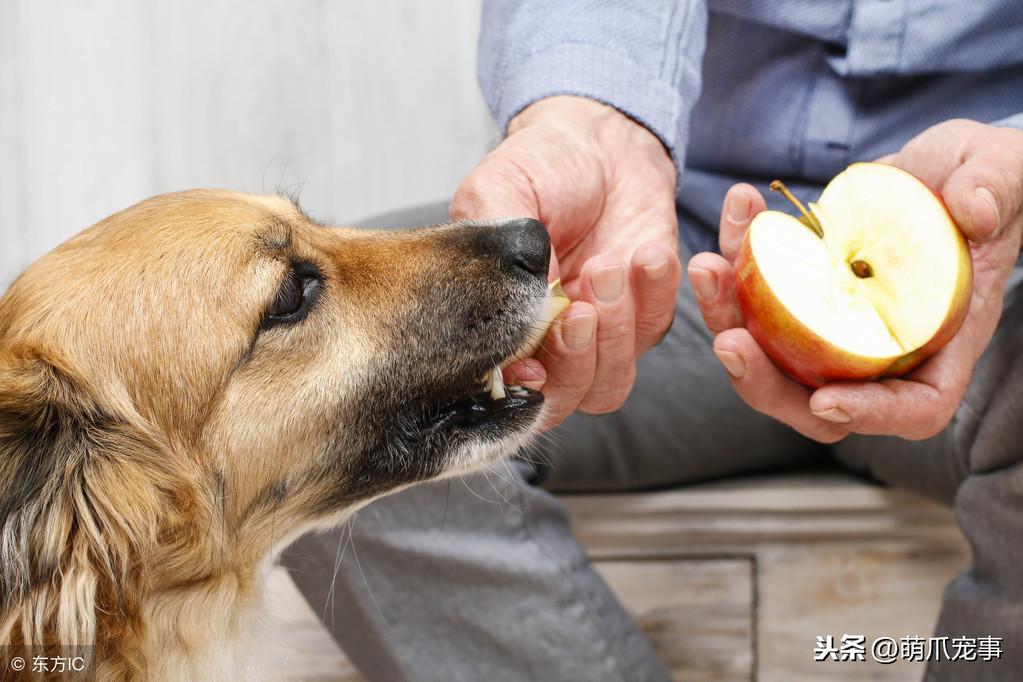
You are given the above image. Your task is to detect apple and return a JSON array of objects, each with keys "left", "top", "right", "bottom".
[
  {"left": 734, "top": 162, "right": 972, "bottom": 388},
  {"left": 485, "top": 279, "right": 570, "bottom": 399}
]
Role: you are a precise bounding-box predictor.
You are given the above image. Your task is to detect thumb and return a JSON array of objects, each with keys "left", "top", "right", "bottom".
[
  {"left": 451, "top": 152, "right": 562, "bottom": 281},
  {"left": 941, "top": 141, "right": 1023, "bottom": 244},
  {"left": 450, "top": 154, "right": 539, "bottom": 222},
  {"left": 719, "top": 184, "right": 766, "bottom": 262}
]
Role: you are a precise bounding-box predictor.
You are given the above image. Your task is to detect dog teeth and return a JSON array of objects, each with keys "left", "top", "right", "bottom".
[
  {"left": 489, "top": 366, "right": 506, "bottom": 400},
  {"left": 472, "top": 280, "right": 568, "bottom": 402},
  {"left": 475, "top": 368, "right": 530, "bottom": 400}
]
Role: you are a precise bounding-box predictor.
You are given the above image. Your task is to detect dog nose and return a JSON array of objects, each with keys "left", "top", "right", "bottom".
[{"left": 498, "top": 218, "right": 550, "bottom": 277}]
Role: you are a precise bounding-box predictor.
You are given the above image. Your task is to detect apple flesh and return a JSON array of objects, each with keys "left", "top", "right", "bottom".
[
  {"left": 735, "top": 163, "right": 972, "bottom": 388},
  {"left": 484, "top": 279, "right": 570, "bottom": 399}
]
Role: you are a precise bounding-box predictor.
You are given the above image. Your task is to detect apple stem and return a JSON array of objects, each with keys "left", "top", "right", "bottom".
[{"left": 770, "top": 180, "right": 824, "bottom": 239}]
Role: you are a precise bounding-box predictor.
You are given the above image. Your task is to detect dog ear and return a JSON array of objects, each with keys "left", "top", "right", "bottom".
[{"left": 0, "top": 348, "right": 171, "bottom": 647}]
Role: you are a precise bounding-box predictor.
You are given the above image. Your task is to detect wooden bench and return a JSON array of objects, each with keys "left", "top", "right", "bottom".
[{"left": 268, "top": 471, "right": 969, "bottom": 681}]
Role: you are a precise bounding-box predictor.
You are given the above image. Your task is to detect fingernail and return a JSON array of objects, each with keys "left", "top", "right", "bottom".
[
  {"left": 688, "top": 266, "right": 718, "bottom": 301},
  {"left": 592, "top": 265, "right": 625, "bottom": 303},
  {"left": 643, "top": 258, "right": 669, "bottom": 281},
  {"left": 714, "top": 349, "right": 745, "bottom": 379},
  {"left": 519, "top": 379, "right": 546, "bottom": 391},
  {"left": 562, "top": 314, "right": 595, "bottom": 351},
  {"left": 727, "top": 192, "right": 752, "bottom": 224},
  {"left": 975, "top": 187, "right": 1000, "bottom": 229},
  {"left": 812, "top": 407, "right": 852, "bottom": 424}
]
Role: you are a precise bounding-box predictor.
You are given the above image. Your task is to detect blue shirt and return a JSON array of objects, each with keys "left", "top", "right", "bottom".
[{"left": 478, "top": 0, "right": 1023, "bottom": 253}]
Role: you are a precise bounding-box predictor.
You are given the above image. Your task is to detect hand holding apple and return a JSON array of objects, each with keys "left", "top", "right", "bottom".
[
  {"left": 688, "top": 119, "right": 1023, "bottom": 442},
  {"left": 452, "top": 96, "right": 681, "bottom": 429}
]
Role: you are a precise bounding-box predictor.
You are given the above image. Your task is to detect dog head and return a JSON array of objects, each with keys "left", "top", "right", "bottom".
[{"left": 0, "top": 190, "right": 552, "bottom": 654}]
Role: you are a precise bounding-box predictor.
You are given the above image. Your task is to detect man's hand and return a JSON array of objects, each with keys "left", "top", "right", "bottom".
[
  {"left": 688, "top": 119, "right": 1023, "bottom": 442},
  {"left": 451, "top": 96, "right": 680, "bottom": 429}
]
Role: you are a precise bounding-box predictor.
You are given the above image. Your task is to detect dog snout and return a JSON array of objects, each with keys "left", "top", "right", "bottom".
[
  {"left": 500, "top": 218, "right": 550, "bottom": 277},
  {"left": 464, "top": 218, "right": 550, "bottom": 279}
]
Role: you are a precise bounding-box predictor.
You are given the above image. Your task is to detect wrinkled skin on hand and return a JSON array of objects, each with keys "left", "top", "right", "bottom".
[
  {"left": 451, "top": 96, "right": 681, "bottom": 429},
  {"left": 689, "top": 119, "right": 1023, "bottom": 442}
]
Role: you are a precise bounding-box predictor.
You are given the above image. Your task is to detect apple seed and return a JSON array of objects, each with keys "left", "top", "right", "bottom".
[{"left": 850, "top": 260, "right": 873, "bottom": 278}]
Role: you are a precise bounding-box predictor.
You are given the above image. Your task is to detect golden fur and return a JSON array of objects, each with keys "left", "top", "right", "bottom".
[{"left": 0, "top": 191, "right": 550, "bottom": 679}]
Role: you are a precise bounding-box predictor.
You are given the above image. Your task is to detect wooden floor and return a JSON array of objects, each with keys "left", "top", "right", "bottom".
[
  {"left": 266, "top": 472, "right": 969, "bottom": 681},
  {"left": 266, "top": 568, "right": 362, "bottom": 682}
]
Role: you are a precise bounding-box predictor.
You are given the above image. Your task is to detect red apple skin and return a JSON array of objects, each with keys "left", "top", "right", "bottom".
[
  {"left": 734, "top": 164, "right": 973, "bottom": 388},
  {"left": 734, "top": 221, "right": 973, "bottom": 388},
  {"left": 734, "top": 233, "right": 897, "bottom": 387}
]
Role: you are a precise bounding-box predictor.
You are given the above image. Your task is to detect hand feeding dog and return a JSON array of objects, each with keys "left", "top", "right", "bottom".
[{"left": 0, "top": 191, "right": 568, "bottom": 679}]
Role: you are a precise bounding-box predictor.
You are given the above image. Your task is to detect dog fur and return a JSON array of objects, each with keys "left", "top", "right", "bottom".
[{"left": 0, "top": 190, "right": 550, "bottom": 679}]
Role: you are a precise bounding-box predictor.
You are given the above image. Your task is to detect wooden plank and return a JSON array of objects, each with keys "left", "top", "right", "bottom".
[
  {"left": 263, "top": 473, "right": 968, "bottom": 681},
  {"left": 317, "top": 0, "right": 494, "bottom": 225},
  {"left": 0, "top": 0, "right": 493, "bottom": 287},
  {"left": 266, "top": 566, "right": 364, "bottom": 682},
  {"left": 595, "top": 559, "right": 754, "bottom": 682},
  {"left": 563, "top": 473, "right": 965, "bottom": 558},
  {"left": 266, "top": 559, "right": 754, "bottom": 682},
  {"left": 566, "top": 473, "right": 969, "bottom": 680},
  {"left": 0, "top": 1, "right": 25, "bottom": 291},
  {"left": 757, "top": 543, "right": 968, "bottom": 682},
  {"left": 0, "top": 0, "right": 157, "bottom": 286}
]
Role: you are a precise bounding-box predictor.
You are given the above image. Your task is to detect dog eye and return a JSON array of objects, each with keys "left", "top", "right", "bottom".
[
  {"left": 270, "top": 277, "right": 303, "bottom": 317},
  {"left": 262, "top": 263, "right": 322, "bottom": 328}
]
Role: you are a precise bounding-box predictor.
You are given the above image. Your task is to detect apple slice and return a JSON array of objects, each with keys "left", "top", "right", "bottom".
[
  {"left": 507, "top": 279, "right": 570, "bottom": 363},
  {"left": 483, "top": 279, "right": 570, "bottom": 399},
  {"left": 735, "top": 163, "right": 972, "bottom": 387}
]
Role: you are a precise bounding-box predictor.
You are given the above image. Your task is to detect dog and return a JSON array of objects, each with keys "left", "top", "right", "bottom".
[{"left": 0, "top": 190, "right": 553, "bottom": 679}]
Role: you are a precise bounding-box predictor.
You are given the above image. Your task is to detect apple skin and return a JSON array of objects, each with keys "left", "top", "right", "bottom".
[
  {"left": 735, "top": 235, "right": 887, "bottom": 387},
  {"left": 733, "top": 205, "right": 973, "bottom": 389}
]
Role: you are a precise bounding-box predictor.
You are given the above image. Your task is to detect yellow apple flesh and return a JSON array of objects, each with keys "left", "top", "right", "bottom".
[
  {"left": 735, "top": 163, "right": 972, "bottom": 388},
  {"left": 485, "top": 279, "right": 570, "bottom": 399}
]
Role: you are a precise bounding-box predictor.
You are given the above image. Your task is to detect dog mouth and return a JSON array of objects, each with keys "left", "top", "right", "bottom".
[
  {"left": 433, "top": 373, "right": 543, "bottom": 431},
  {"left": 425, "top": 338, "right": 545, "bottom": 435},
  {"left": 424, "top": 280, "right": 568, "bottom": 434}
]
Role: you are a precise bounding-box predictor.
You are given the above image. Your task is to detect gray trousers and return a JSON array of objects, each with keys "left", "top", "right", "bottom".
[{"left": 283, "top": 203, "right": 1023, "bottom": 682}]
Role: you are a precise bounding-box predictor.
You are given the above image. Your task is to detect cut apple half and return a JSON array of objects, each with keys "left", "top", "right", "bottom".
[{"left": 735, "top": 163, "right": 972, "bottom": 387}]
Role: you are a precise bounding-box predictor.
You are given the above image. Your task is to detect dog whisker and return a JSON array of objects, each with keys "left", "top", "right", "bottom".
[
  {"left": 0, "top": 190, "right": 550, "bottom": 674},
  {"left": 322, "top": 519, "right": 355, "bottom": 629},
  {"left": 481, "top": 467, "right": 517, "bottom": 510},
  {"left": 440, "top": 479, "right": 453, "bottom": 531},
  {"left": 347, "top": 522, "right": 389, "bottom": 634}
]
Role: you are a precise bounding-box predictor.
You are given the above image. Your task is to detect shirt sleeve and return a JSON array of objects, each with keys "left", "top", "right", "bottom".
[
  {"left": 993, "top": 113, "right": 1023, "bottom": 131},
  {"left": 478, "top": 0, "right": 708, "bottom": 179}
]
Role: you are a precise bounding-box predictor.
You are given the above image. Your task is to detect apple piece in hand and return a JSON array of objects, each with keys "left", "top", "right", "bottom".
[
  {"left": 485, "top": 279, "right": 570, "bottom": 400},
  {"left": 734, "top": 162, "right": 973, "bottom": 388}
]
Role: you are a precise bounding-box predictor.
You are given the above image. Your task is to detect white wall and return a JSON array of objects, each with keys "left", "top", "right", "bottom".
[{"left": 0, "top": 0, "right": 494, "bottom": 288}]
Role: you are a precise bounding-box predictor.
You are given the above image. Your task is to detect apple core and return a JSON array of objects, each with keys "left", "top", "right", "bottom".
[{"left": 736, "top": 163, "right": 973, "bottom": 386}]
